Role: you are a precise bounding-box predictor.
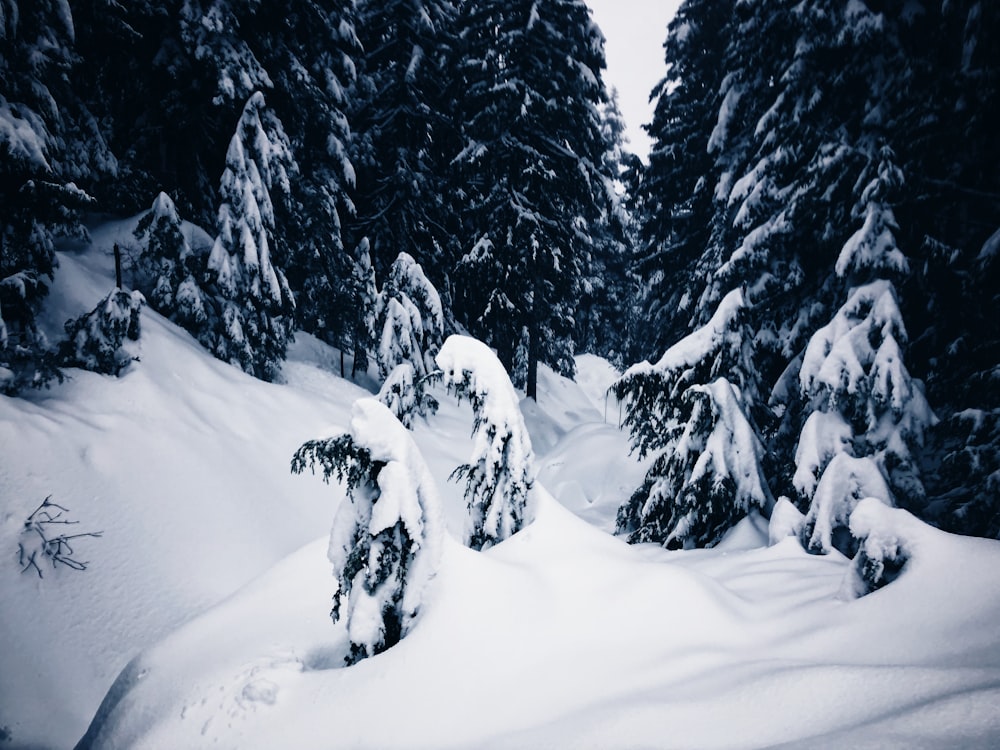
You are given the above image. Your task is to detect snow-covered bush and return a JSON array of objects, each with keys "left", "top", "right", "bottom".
[
  {"left": 290, "top": 399, "right": 444, "bottom": 664},
  {"left": 794, "top": 280, "right": 936, "bottom": 553},
  {"left": 617, "top": 378, "right": 772, "bottom": 548},
  {"left": 376, "top": 362, "right": 438, "bottom": 429},
  {"left": 435, "top": 335, "right": 535, "bottom": 551},
  {"left": 59, "top": 289, "right": 144, "bottom": 376},
  {"left": 842, "top": 497, "right": 912, "bottom": 598},
  {"left": 768, "top": 496, "right": 805, "bottom": 546},
  {"left": 132, "top": 192, "right": 208, "bottom": 330}
]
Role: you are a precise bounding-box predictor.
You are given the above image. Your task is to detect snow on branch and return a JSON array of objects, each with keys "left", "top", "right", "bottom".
[{"left": 613, "top": 287, "right": 749, "bottom": 458}]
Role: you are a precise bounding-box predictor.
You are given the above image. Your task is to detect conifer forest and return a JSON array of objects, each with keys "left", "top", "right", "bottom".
[{"left": 2, "top": 1, "right": 1000, "bottom": 747}]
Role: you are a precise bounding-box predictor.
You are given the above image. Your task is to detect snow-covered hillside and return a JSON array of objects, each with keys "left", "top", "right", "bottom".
[{"left": 2, "top": 232, "right": 1000, "bottom": 749}]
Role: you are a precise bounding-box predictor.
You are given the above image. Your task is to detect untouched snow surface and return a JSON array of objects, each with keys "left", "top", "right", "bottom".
[{"left": 2, "top": 226, "right": 1000, "bottom": 749}]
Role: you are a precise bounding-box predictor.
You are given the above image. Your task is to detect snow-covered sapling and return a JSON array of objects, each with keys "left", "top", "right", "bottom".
[
  {"left": 374, "top": 252, "right": 445, "bottom": 411},
  {"left": 435, "top": 335, "right": 536, "bottom": 551},
  {"left": 205, "top": 91, "right": 296, "bottom": 381},
  {"left": 291, "top": 399, "right": 444, "bottom": 664},
  {"left": 59, "top": 289, "right": 145, "bottom": 376}
]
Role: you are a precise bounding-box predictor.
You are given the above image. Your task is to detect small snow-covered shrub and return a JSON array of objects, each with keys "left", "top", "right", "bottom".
[
  {"left": 291, "top": 399, "right": 444, "bottom": 664},
  {"left": 436, "top": 335, "right": 535, "bottom": 551},
  {"left": 768, "top": 496, "right": 805, "bottom": 545},
  {"left": 842, "top": 497, "right": 911, "bottom": 598},
  {"left": 376, "top": 363, "right": 438, "bottom": 429},
  {"left": 59, "top": 289, "right": 144, "bottom": 376}
]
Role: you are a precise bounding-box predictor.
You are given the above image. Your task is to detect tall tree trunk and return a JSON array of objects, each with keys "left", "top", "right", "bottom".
[{"left": 526, "top": 316, "right": 539, "bottom": 401}]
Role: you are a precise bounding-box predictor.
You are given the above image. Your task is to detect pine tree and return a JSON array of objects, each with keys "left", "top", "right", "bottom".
[
  {"left": 452, "top": 0, "right": 618, "bottom": 399},
  {"left": 794, "top": 282, "right": 935, "bottom": 554},
  {"left": 619, "top": 378, "right": 771, "bottom": 548},
  {"left": 203, "top": 92, "right": 295, "bottom": 380},
  {"left": 132, "top": 192, "right": 209, "bottom": 332},
  {"left": 350, "top": 0, "right": 460, "bottom": 285},
  {"left": 634, "top": 0, "right": 735, "bottom": 361},
  {"left": 291, "top": 398, "right": 445, "bottom": 665},
  {"left": 0, "top": 0, "right": 95, "bottom": 393},
  {"left": 436, "top": 335, "right": 536, "bottom": 551},
  {"left": 59, "top": 289, "right": 145, "bottom": 377},
  {"left": 613, "top": 290, "right": 769, "bottom": 546},
  {"left": 376, "top": 252, "right": 445, "bottom": 380},
  {"left": 252, "top": 0, "right": 362, "bottom": 356}
]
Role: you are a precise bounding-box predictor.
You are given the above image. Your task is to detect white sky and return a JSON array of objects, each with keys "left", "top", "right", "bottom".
[{"left": 586, "top": 0, "right": 683, "bottom": 160}]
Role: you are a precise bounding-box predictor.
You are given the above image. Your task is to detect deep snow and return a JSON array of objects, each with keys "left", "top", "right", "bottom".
[{"left": 1, "top": 223, "right": 999, "bottom": 749}]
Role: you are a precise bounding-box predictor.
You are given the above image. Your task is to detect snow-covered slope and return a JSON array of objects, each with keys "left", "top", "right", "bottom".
[{"left": 3, "top": 229, "right": 1000, "bottom": 749}]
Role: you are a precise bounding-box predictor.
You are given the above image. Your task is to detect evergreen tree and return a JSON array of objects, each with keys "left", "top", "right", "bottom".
[
  {"left": 376, "top": 252, "right": 445, "bottom": 380},
  {"left": 794, "top": 281, "right": 935, "bottom": 553},
  {"left": 132, "top": 192, "right": 210, "bottom": 331},
  {"left": 634, "top": 0, "right": 734, "bottom": 361},
  {"left": 618, "top": 378, "right": 771, "bottom": 548},
  {"left": 203, "top": 92, "right": 295, "bottom": 380},
  {"left": 436, "top": 335, "right": 536, "bottom": 551},
  {"left": 452, "top": 0, "right": 618, "bottom": 399},
  {"left": 613, "top": 290, "right": 769, "bottom": 546},
  {"left": 350, "top": 0, "right": 460, "bottom": 285},
  {"left": 291, "top": 398, "right": 445, "bottom": 665},
  {"left": 252, "top": 0, "right": 362, "bottom": 355},
  {"left": 0, "top": 0, "right": 95, "bottom": 393},
  {"left": 59, "top": 289, "right": 145, "bottom": 377}
]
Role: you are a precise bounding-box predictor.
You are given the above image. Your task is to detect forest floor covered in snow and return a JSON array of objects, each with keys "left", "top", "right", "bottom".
[{"left": 2, "top": 227, "right": 1000, "bottom": 749}]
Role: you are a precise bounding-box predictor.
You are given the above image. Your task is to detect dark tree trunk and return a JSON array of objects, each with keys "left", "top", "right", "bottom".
[{"left": 526, "top": 316, "right": 539, "bottom": 401}]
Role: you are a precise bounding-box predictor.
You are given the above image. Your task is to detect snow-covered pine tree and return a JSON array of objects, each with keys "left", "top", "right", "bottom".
[
  {"left": 291, "top": 398, "right": 444, "bottom": 665},
  {"left": 376, "top": 362, "right": 438, "bottom": 429},
  {"left": 350, "top": 238, "right": 379, "bottom": 379},
  {"left": 634, "top": 0, "right": 735, "bottom": 361},
  {"left": 620, "top": 378, "right": 771, "bottom": 548},
  {"left": 451, "top": 0, "right": 619, "bottom": 399},
  {"left": 132, "top": 192, "right": 209, "bottom": 331},
  {"left": 376, "top": 252, "right": 445, "bottom": 379},
  {"left": 0, "top": 0, "right": 96, "bottom": 393},
  {"left": 435, "top": 335, "right": 535, "bottom": 550},
  {"left": 613, "top": 289, "right": 770, "bottom": 546},
  {"left": 374, "top": 253, "right": 444, "bottom": 425},
  {"left": 350, "top": 0, "right": 460, "bottom": 285},
  {"left": 251, "top": 0, "right": 362, "bottom": 357},
  {"left": 795, "top": 281, "right": 936, "bottom": 554},
  {"left": 59, "top": 289, "right": 145, "bottom": 376},
  {"left": 203, "top": 91, "right": 295, "bottom": 381}
]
